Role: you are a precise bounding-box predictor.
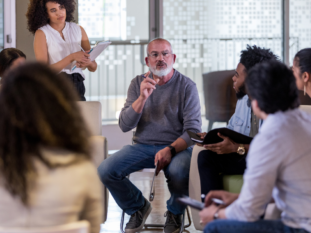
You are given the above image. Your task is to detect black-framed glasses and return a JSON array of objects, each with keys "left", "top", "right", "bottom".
[{"left": 148, "top": 52, "right": 173, "bottom": 59}]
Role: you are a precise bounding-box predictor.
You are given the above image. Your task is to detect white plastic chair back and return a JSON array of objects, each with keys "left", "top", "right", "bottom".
[
  {"left": 300, "top": 105, "right": 311, "bottom": 115},
  {"left": 77, "top": 101, "right": 102, "bottom": 136},
  {"left": 0, "top": 221, "right": 90, "bottom": 233}
]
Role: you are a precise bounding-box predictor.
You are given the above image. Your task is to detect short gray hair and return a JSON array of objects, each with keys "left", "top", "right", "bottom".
[{"left": 146, "top": 38, "right": 173, "bottom": 55}]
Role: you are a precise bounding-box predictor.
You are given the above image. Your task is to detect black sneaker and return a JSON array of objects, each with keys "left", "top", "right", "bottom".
[
  {"left": 163, "top": 210, "right": 182, "bottom": 233},
  {"left": 125, "top": 198, "right": 152, "bottom": 233}
]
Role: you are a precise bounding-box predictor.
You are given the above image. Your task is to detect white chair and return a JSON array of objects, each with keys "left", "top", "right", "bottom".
[
  {"left": 299, "top": 105, "right": 311, "bottom": 114},
  {"left": 76, "top": 101, "right": 108, "bottom": 223},
  {"left": 77, "top": 101, "right": 102, "bottom": 136},
  {"left": 119, "top": 130, "right": 192, "bottom": 233},
  {"left": 189, "top": 145, "right": 206, "bottom": 231},
  {"left": 0, "top": 220, "right": 89, "bottom": 233}
]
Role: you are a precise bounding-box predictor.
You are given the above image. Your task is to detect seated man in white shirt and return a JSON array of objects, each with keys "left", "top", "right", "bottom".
[{"left": 199, "top": 60, "right": 311, "bottom": 233}]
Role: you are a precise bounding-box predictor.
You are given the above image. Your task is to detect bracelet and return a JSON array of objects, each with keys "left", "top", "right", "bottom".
[{"left": 213, "top": 206, "right": 222, "bottom": 220}]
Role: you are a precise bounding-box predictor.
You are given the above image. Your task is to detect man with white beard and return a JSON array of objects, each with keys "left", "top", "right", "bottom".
[{"left": 98, "top": 38, "right": 201, "bottom": 233}]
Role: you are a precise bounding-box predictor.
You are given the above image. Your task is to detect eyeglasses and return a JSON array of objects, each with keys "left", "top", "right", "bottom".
[{"left": 148, "top": 52, "right": 173, "bottom": 59}]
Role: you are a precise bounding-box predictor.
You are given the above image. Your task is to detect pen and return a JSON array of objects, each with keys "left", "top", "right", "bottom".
[
  {"left": 78, "top": 44, "right": 86, "bottom": 52},
  {"left": 201, "top": 194, "right": 226, "bottom": 205}
]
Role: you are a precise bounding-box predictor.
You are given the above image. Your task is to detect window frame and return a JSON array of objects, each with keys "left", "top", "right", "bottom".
[{"left": 4, "top": 0, "right": 16, "bottom": 48}]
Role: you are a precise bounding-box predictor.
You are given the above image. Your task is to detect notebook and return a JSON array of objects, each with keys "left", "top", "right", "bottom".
[{"left": 187, "top": 127, "right": 253, "bottom": 145}]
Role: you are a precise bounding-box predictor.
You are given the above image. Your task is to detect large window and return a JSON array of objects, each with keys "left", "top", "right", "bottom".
[
  {"left": 79, "top": 0, "right": 149, "bottom": 121},
  {"left": 163, "top": 0, "right": 282, "bottom": 117},
  {"left": 78, "top": 0, "right": 310, "bottom": 123},
  {"left": 79, "top": 0, "right": 148, "bottom": 42},
  {"left": 289, "top": 0, "right": 311, "bottom": 65},
  {"left": 0, "top": 0, "right": 3, "bottom": 50}
]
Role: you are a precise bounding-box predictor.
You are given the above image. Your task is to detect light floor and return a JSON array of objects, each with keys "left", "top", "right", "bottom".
[
  {"left": 100, "top": 171, "right": 202, "bottom": 233},
  {"left": 100, "top": 118, "right": 225, "bottom": 232}
]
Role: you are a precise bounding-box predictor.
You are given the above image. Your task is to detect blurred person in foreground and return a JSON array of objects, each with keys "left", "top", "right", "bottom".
[
  {"left": 200, "top": 61, "right": 311, "bottom": 233},
  {"left": 0, "top": 63, "right": 102, "bottom": 233}
]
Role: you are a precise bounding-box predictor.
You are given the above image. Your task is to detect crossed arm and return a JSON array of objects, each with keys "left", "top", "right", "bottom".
[{"left": 34, "top": 26, "right": 97, "bottom": 72}]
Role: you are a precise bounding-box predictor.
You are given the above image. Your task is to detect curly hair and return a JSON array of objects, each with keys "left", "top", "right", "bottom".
[
  {"left": 26, "top": 0, "right": 76, "bottom": 34},
  {"left": 246, "top": 61, "right": 299, "bottom": 114},
  {"left": 0, "top": 63, "right": 91, "bottom": 205},
  {"left": 240, "top": 45, "right": 278, "bottom": 72},
  {"left": 0, "top": 48, "right": 26, "bottom": 77}
]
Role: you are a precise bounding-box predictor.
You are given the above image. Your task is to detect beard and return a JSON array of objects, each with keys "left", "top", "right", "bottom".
[
  {"left": 149, "top": 61, "right": 173, "bottom": 77},
  {"left": 235, "top": 83, "right": 247, "bottom": 99}
]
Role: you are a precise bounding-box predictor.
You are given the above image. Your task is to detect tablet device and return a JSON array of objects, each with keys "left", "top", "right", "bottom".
[
  {"left": 177, "top": 196, "right": 205, "bottom": 210},
  {"left": 211, "top": 198, "right": 225, "bottom": 205}
]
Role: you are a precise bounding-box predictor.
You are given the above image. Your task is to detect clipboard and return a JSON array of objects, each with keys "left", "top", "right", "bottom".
[
  {"left": 72, "top": 41, "right": 111, "bottom": 71},
  {"left": 89, "top": 41, "right": 111, "bottom": 61}
]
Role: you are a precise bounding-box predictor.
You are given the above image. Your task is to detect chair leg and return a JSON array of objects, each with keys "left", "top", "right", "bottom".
[
  {"left": 184, "top": 207, "right": 192, "bottom": 228},
  {"left": 120, "top": 210, "right": 125, "bottom": 233},
  {"left": 122, "top": 207, "right": 192, "bottom": 231},
  {"left": 120, "top": 174, "right": 130, "bottom": 233},
  {"left": 179, "top": 211, "right": 185, "bottom": 233},
  {"left": 119, "top": 173, "right": 192, "bottom": 231},
  {"left": 145, "top": 207, "right": 192, "bottom": 231},
  {"left": 144, "top": 223, "right": 164, "bottom": 228}
]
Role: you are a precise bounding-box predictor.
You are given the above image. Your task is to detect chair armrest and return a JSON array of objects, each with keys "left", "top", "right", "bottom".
[
  {"left": 89, "top": 136, "right": 108, "bottom": 167},
  {"left": 264, "top": 203, "right": 282, "bottom": 220},
  {"left": 88, "top": 136, "right": 108, "bottom": 224},
  {"left": 189, "top": 145, "right": 207, "bottom": 231},
  {"left": 0, "top": 220, "right": 90, "bottom": 233}
]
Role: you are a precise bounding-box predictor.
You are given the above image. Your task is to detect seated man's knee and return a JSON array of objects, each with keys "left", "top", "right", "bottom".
[
  {"left": 97, "top": 159, "right": 113, "bottom": 184},
  {"left": 166, "top": 153, "right": 190, "bottom": 183},
  {"left": 97, "top": 146, "right": 132, "bottom": 184}
]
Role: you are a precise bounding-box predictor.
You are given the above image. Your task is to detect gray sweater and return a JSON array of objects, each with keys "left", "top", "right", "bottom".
[{"left": 119, "top": 69, "right": 201, "bottom": 146}]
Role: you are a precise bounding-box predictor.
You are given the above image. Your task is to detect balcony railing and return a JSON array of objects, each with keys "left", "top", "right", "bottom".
[{"left": 84, "top": 37, "right": 299, "bottom": 123}]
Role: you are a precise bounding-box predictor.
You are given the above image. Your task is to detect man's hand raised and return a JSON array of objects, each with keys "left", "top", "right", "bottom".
[{"left": 140, "top": 71, "right": 157, "bottom": 100}]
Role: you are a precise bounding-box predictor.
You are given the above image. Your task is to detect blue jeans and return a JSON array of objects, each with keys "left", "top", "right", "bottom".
[
  {"left": 204, "top": 219, "right": 310, "bottom": 233},
  {"left": 98, "top": 143, "right": 192, "bottom": 215}
]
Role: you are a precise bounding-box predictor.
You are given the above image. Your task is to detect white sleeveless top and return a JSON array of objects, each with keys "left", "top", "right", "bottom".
[{"left": 38, "top": 22, "right": 85, "bottom": 78}]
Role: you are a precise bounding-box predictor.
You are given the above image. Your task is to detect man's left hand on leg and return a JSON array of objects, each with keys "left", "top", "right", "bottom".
[{"left": 155, "top": 147, "right": 172, "bottom": 175}]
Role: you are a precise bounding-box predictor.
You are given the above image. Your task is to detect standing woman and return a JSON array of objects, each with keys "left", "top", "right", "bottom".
[
  {"left": 26, "top": 0, "right": 97, "bottom": 101},
  {"left": 292, "top": 48, "right": 311, "bottom": 98}
]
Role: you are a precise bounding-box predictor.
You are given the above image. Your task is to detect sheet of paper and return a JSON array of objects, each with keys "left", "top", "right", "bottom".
[{"left": 89, "top": 41, "right": 111, "bottom": 61}]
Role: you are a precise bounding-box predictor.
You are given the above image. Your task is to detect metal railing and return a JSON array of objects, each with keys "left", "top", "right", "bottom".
[{"left": 84, "top": 37, "right": 299, "bottom": 123}]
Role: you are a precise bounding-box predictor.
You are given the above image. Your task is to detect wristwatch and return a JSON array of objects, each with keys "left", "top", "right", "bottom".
[
  {"left": 167, "top": 145, "right": 176, "bottom": 157},
  {"left": 213, "top": 207, "right": 221, "bottom": 220},
  {"left": 237, "top": 144, "right": 245, "bottom": 155}
]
